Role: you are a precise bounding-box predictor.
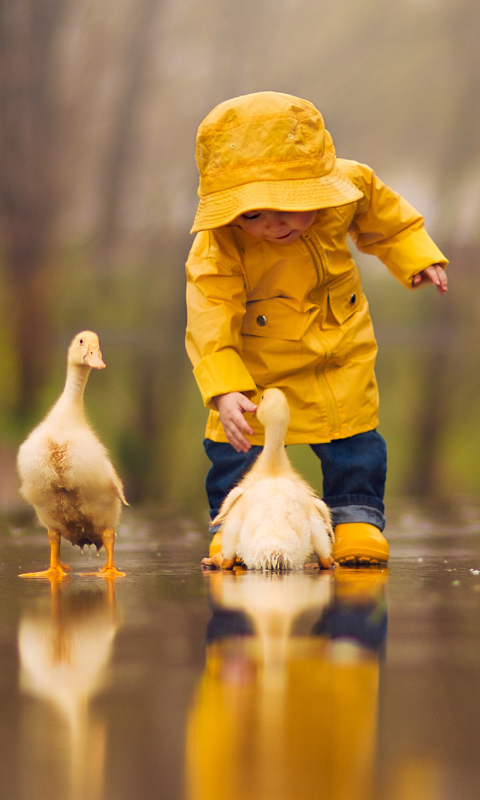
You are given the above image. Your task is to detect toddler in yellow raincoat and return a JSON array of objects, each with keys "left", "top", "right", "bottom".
[{"left": 185, "top": 91, "right": 448, "bottom": 565}]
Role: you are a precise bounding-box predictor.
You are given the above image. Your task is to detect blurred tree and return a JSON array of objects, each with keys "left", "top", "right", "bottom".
[
  {"left": 0, "top": 0, "right": 67, "bottom": 420},
  {"left": 95, "top": 0, "right": 161, "bottom": 275},
  {"left": 404, "top": 0, "right": 480, "bottom": 498}
]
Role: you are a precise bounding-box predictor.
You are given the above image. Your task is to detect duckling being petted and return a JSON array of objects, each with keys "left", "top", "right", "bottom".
[
  {"left": 186, "top": 91, "right": 448, "bottom": 564},
  {"left": 17, "top": 331, "right": 127, "bottom": 579},
  {"left": 201, "top": 389, "right": 335, "bottom": 571}
]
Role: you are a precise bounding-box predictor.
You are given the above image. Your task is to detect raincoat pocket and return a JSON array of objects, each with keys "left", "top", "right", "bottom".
[
  {"left": 241, "top": 298, "right": 318, "bottom": 382},
  {"left": 327, "top": 270, "right": 363, "bottom": 325},
  {"left": 241, "top": 297, "right": 319, "bottom": 340}
]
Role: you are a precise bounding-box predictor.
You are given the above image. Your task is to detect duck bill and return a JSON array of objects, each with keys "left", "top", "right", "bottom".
[{"left": 84, "top": 349, "right": 106, "bottom": 369}]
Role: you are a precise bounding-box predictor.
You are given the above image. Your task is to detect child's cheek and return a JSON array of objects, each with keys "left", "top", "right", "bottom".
[{"left": 252, "top": 225, "right": 265, "bottom": 240}]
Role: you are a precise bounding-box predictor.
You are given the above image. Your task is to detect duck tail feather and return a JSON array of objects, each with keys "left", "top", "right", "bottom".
[{"left": 248, "top": 548, "right": 298, "bottom": 571}]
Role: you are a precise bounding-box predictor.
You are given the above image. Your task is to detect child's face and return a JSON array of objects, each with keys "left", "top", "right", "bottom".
[{"left": 232, "top": 210, "right": 316, "bottom": 244}]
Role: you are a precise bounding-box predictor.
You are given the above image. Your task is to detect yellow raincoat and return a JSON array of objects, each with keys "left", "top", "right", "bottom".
[{"left": 185, "top": 159, "right": 447, "bottom": 445}]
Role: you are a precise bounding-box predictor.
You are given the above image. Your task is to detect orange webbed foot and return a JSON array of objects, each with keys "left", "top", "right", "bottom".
[
  {"left": 80, "top": 566, "right": 126, "bottom": 578},
  {"left": 306, "top": 556, "right": 337, "bottom": 571},
  {"left": 201, "top": 553, "right": 224, "bottom": 570},
  {"left": 201, "top": 554, "right": 235, "bottom": 570},
  {"left": 20, "top": 566, "right": 70, "bottom": 580},
  {"left": 21, "top": 529, "right": 71, "bottom": 579},
  {"left": 319, "top": 555, "right": 337, "bottom": 570},
  {"left": 79, "top": 528, "right": 125, "bottom": 577}
]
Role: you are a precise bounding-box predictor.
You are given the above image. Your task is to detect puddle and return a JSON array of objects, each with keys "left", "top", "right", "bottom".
[{"left": 0, "top": 506, "right": 479, "bottom": 799}]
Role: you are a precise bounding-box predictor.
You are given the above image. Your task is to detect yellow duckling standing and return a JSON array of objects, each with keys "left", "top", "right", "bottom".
[
  {"left": 17, "top": 331, "right": 127, "bottom": 579},
  {"left": 202, "top": 388, "right": 335, "bottom": 571}
]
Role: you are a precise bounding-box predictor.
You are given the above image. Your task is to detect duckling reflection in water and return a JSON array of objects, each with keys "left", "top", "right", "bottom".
[
  {"left": 201, "top": 389, "right": 335, "bottom": 572},
  {"left": 188, "top": 569, "right": 387, "bottom": 800},
  {"left": 17, "top": 331, "right": 127, "bottom": 579},
  {"left": 18, "top": 578, "right": 120, "bottom": 800}
]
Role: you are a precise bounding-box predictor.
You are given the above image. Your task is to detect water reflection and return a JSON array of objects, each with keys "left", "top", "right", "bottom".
[
  {"left": 18, "top": 579, "right": 120, "bottom": 800},
  {"left": 188, "top": 568, "right": 387, "bottom": 800}
]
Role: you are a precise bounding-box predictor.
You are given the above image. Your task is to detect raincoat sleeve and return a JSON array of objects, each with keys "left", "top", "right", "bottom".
[
  {"left": 185, "top": 228, "right": 257, "bottom": 409},
  {"left": 342, "top": 160, "right": 448, "bottom": 290}
]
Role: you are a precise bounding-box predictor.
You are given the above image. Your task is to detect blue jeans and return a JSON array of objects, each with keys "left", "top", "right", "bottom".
[{"left": 204, "top": 430, "right": 387, "bottom": 532}]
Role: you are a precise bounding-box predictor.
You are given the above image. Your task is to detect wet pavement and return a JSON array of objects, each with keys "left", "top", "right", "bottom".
[{"left": 1, "top": 503, "right": 480, "bottom": 800}]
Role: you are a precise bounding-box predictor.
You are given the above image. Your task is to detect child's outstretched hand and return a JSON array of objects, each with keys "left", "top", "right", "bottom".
[
  {"left": 412, "top": 263, "right": 448, "bottom": 295},
  {"left": 214, "top": 392, "right": 258, "bottom": 452}
]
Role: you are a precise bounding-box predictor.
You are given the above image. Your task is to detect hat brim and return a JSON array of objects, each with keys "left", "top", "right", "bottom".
[{"left": 191, "top": 164, "right": 363, "bottom": 233}]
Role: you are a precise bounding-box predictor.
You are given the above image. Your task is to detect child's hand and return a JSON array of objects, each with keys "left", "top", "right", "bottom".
[
  {"left": 214, "top": 392, "right": 258, "bottom": 452},
  {"left": 412, "top": 263, "right": 448, "bottom": 295}
]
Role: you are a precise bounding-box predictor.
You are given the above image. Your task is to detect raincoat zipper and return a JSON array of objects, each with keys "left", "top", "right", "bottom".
[
  {"left": 302, "top": 232, "right": 324, "bottom": 284},
  {"left": 301, "top": 233, "right": 341, "bottom": 437}
]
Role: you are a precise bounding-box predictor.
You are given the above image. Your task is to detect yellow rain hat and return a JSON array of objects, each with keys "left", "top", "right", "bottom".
[{"left": 191, "top": 91, "right": 363, "bottom": 233}]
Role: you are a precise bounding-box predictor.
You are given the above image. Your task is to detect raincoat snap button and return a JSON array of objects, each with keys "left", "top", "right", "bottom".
[
  {"left": 256, "top": 315, "right": 267, "bottom": 326},
  {"left": 350, "top": 293, "right": 356, "bottom": 304}
]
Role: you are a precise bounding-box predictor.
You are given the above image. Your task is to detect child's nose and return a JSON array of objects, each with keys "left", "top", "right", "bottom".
[{"left": 266, "top": 214, "right": 287, "bottom": 231}]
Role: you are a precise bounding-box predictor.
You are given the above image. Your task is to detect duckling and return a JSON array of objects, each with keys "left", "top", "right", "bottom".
[
  {"left": 201, "top": 388, "right": 335, "bottom": 571},
  {"left": 17, "top": 331, "right": 127, "bottom": 578}
]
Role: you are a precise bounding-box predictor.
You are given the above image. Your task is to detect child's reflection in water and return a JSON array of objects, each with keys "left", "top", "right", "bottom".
[{"left": 187, "top": 569, "right": 387, "bottom": 800}]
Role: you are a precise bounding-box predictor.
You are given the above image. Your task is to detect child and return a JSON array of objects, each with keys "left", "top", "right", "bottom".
[{"left": 185, "top": 91, "right": 447, "bottom": 565}]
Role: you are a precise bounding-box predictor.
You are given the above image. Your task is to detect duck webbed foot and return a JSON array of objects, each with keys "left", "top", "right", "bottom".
[
  {"left": 319, "top": 555, "right": 337, "bottom": 570},
  {"left": 19, "top": 566, "right": 71, "bottom": 579},
  {"left": 201, "top": 554, "right": 235, "bottom": 570},
  {"left": 80, "top": 528, "right": 125, "bottom": 578},
  {"left": 94, "top": 565, "right": 126, "bottom": 579},
  {"left": 304, "top": 555, "right": 337, "bottom": 571},
  {"left": 20, "top": 529, "right": 71, "bottom": 579}
]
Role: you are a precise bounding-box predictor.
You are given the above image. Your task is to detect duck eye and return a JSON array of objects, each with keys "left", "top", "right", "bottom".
[{"left": 79, "top": 339, "right": 84, "bottom": 344}]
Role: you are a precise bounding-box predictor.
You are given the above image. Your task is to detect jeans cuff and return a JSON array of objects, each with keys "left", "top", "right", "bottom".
[
  {"left": 327, "top": 504, "right": 386, "bottom": 532},
  {"left": 209, "top": 522, "right": 222, "bottom": 535}
]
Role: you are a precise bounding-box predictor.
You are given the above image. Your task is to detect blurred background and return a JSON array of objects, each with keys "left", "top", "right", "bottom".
[{"left": 1, "top": 0, "right": 479, "bottom": 520}]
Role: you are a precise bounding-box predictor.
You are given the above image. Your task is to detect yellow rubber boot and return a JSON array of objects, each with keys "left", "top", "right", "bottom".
[
  {"left": 333, "top": 522, "right": 389, "bottom": 566},
  {"left": 209, "top": 531, "right": 222, "bottom": 558}
]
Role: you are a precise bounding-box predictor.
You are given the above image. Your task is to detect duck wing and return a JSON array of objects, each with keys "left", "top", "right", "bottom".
[
  {"left": 212, "top": 484, "right": 245, "bottom": 526},
  {"left": 111, "top": 471, "right": 129, "bottom": 506},
  {"left": 311, "top": 496, "right": 334, "bottom": 542}
]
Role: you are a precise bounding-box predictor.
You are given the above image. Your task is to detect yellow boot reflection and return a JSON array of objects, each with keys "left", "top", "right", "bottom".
[
  {"left": 188, "top": 568, "right": 388, "bottom": 800},
  {"left": 18, "top": 577, "right": 121, "bottom": 800}
]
